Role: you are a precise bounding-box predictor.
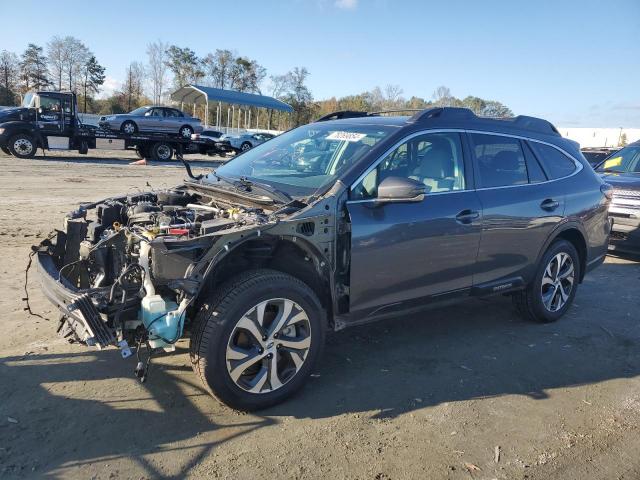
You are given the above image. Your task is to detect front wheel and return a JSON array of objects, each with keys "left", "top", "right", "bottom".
[
  {"left": 8, "top": 134, "right": 37, "bottom": 159},
  {"left": 513, "top": 239, "right": 580, "bottom": 323},
  {"left": 121, "top": 121, "right": 138, "bottom": 135},
  {"left": 179, "top": 125, "right": 194, "bottom": 138},
  {"left": 240, "top": 141, "right": 252, "bottom": 152},
  {"left": 190, "top": 270, "right": 325, "bottom": 411}
]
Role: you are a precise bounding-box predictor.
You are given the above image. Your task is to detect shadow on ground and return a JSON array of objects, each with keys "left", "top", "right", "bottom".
[{"left": 1, "top": 258, "right": 638, "bottom": 477}]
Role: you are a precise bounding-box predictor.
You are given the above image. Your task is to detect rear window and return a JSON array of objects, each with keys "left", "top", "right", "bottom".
[
  {"left": 470, "top": 134, "right": 529, "bottom": 188},
  {"left": 529, "top": 142, "right": 577, "bottom": 179}
]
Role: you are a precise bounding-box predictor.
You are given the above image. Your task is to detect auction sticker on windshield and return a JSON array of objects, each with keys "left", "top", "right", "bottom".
[{"left": 326, "top": 131, "right": 367, "bottom": 142}]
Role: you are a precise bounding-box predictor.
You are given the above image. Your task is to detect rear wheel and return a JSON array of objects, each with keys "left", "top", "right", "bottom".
[
  {"left": 120, "top": 121, "right": 138, "bottom": 135},
  {"left": 190, "top": 269, "right": 325, "bottom": 411},
  {"left": 149, "top": 142, "right": 173, "bottom": 161},
  {"left": 8, "top": 134, "right": 37, "bottom": 159},
  {"left": 240, "top": 141, "right": 252, "bottom": 152},
  {"left": 513, "top": 239, "right": 580, "bottom": 323}
]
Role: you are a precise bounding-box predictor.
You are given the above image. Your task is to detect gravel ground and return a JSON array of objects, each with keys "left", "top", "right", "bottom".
[{"left": 0, "top": 151, "right": 639, "bottom": 479}]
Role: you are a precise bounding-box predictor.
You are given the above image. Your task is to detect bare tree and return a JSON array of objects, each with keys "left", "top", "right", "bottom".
[
  {"left": 122, "top": 62, "right": 146, "bottom": 111},
  {"left": 432, "top": 85, "right": 454, "bottom": 107},
  {"left": 62, "top": 37, "right": 90, "bottom": 91},
  {"left": 202, "top": 49, "right": 234, "bottom": 89},
  {"left": 383, "top": 84, "right": 404, "bottom": 108},
  {"left": 146, "top": 40, "right": 169, "bottom": 105},
  {"left": 47, "top": 36, "right": 65, "bottom": 90}
]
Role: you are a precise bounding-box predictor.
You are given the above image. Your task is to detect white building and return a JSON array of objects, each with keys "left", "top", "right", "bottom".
[{"left": 559, "top": 127, "right": 640, "bottom": 148}]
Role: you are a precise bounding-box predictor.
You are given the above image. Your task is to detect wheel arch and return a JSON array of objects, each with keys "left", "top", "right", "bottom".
[
  {"left": 538, "top": 222, "right": 588, "bottom": 283},
  {"left": 197, "top": 235, "right": 334, "bottom": 326}
]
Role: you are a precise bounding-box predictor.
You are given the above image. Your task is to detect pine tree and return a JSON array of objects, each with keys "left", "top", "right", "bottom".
[
  {"left": 19, "top": 44, "right": 50, "bottom": 94},
  {"left": 80, "top": 55, "right": 105, "bottom": 113}
]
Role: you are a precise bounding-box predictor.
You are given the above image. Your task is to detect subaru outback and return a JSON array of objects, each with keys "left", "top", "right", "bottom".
[{"left": 34, "top": 107, "right": 611, "bottom": 410}]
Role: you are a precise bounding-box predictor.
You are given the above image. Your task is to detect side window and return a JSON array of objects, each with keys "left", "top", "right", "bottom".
[
  {"left": 352, "top": 132, "right": 465, "bottom": 200},
  {"left": 523, "top": 141, "right": 547, "bottom": 183},
  {"left": 470, "top": 134, "right": 528, "bottom": 188},
  {"left": 151, "top": 108, "right": 164, "bottom": 117},
  {"left": 39, "top": 96, "right": 61, "bottom": 113},
  {"left": 166, "top": 109, "right": 181, "bottom": 118},
  {"left": 528, "top": 142, "right": 577, "bottom": 179}
]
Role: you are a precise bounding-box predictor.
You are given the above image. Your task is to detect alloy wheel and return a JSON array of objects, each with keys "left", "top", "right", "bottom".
[
  {"left": 241, "top": 143, "right": 251, "bottom": 151},
  {"left": 123, "top": 123, "right": 136, "bottom": 134},
  {"left": 13, "top": 138, "right": 33, "bottom": 156},
  {"left": 225, "top": 298, "right": 312, "bottom": 394},
  {"left": 180, "top": 127, "right": 193, "bottom": 138},
  {"left": 540, "top": 252, "right": 574, "bottom": 312}
]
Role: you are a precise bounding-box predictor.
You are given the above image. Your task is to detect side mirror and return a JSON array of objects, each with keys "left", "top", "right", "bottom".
[
  {"left": 34, "top": 95, "right": 41, "bottom": 109},
  {"left": 376, "top": 176, "right": 426, "bottom": 203}
]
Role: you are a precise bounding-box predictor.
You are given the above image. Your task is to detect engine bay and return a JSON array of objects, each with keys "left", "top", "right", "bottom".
[{"left": 45, "top": 186, "right": 272, "bottom": 357}]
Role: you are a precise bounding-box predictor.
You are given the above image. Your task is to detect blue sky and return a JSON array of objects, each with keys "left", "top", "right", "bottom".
[{"left": 2, "top": 0, "right": 639, "bottom": 126}]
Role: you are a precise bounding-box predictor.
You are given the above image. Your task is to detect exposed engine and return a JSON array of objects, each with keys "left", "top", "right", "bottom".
[{"left": 52, "top": 187, "right": 269, "bottom": 355}]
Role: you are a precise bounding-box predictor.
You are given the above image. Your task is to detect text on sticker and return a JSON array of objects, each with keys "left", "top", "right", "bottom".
[{"left": 326, "top": 131, "right": 367, "bottom": 142}]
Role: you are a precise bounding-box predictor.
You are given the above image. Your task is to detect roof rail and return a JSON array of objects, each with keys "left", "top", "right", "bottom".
[
  {"left": 511, "top": 115, "right": 560, "bottom": 135},
  {"left": 315, "top": 111, "right": 371, "bottom": 122},
  {"left": 408, "top": 107, "right": 476, "bottom": 123},
  {"left": 316, "top": 109, "right": 423, "bottom": 122}
]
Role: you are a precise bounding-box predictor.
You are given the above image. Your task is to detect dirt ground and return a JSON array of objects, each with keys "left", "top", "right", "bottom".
[{"left": 0, "top": 151, "right": 639, "bottom": 480}]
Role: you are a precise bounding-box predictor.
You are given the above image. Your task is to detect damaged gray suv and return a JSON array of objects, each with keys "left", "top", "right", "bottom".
[{"left": 35, "top": 107, "right": 612, "bottom": 410}]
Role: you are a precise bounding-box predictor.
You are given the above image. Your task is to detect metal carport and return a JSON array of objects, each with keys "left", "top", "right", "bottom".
[{"left": 170, "top": 84, "right": 293, "bottom": 132}]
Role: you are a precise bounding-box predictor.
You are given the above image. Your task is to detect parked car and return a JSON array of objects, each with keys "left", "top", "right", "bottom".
[
  {"left": 36, "top": 107, "right": 611, "bottom": 411},
  {"left": 216, "top": 132, "right": 276, "bottom": 153},
  {"left": 595, "top": 141, "right": 640, "bottom": 252},
  {"left": 99, "top": 106, "right": 203, "bottom": 138},
  {"left": 581, "top": 147, "right": 620, "bottom": 167},
  {"left": 185, "top": 129, "right": 228, "bottom": 157}
]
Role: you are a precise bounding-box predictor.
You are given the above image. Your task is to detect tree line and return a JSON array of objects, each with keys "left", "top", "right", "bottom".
[{"left": 0, "top": 36, "right": 513, "bottom": 129}]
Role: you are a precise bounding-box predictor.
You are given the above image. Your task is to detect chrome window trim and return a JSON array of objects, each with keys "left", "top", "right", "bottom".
[{"left": 348, "top": 128, "right": 584, "bottom": 198}]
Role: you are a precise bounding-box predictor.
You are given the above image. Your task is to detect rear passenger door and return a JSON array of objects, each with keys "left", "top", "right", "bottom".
[{"left": 469, "top": 133, "right": 568, "bottom": 288}]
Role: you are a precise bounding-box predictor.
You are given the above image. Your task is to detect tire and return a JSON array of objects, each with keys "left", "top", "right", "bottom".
[
  {"left": 179, "top": 125, "right": 194, "bottom": 139},
  {"left": 513, "top": 239, "right": 580, "bottom": 323},
  {"left": 149, "top": 142, "right": 173, "bottom": 161},
  {"left": 190, "top": 269, "right": 326, "bottom": 411},
  {"left": 120, "top": 121, "right": 138, "bottom": 135},
  {"left": 240, "top": 141, "right": 252, "bottom": 152},
  {"left": 8, "top": 133, "right": 37, "bottom": 159},
  {"left": 1, "top": 145, "right": 11, "bottom": 156},
  {"left": 78, "top": 140, "right": 89, "bottom": 155}
]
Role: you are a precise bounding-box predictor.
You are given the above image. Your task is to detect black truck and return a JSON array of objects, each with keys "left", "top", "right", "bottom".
[{"left": 0, "top": 91, "right": 218, "bottom": 161}]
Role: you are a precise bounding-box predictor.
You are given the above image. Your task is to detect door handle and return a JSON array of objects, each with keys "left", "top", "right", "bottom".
[
  {"left": 540, "top": 198, "right": 560, "bottom": 211},
  {"left": 455, "top": 209, "right": 480, "bottom": 224}
]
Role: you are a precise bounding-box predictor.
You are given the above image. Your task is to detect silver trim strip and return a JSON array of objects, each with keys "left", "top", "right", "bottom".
[{"left": 349, "top": 129, "right": 584, "bottom": 195}]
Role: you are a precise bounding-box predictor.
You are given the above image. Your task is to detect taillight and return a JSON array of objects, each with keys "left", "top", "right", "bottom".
[{"left": 601, "top": 183, "right": 614, "bottom": 200}]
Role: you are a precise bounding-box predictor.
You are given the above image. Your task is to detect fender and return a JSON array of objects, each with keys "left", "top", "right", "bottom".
[{"left": 0, "top": 120, "right": 45, "bottom": 147}]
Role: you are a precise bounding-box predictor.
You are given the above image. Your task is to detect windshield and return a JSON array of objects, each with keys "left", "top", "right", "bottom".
[
  {"left": 206, "top": 122, "right": 398, "bottom": 197},
  {"left": 22, "top": 93, "right": 35, "bottom": 108},
  {"left": 129, "top": 107, "right": 150, "bottom": 115},
  {"left": 596, "top": 145, "right": 640, "bottom": 173}
]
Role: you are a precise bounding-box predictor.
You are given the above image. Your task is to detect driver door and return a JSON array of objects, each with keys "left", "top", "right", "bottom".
[
  {"left": 37, "top": 96, "right": 63, "bottom": 134},
  {"left": 346, "top": 131, "right": 482, "bottom": 317}
]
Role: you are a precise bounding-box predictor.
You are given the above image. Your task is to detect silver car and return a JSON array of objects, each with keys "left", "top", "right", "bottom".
[
  {"left": 99, "top": 106, "right": 203, "bottom": 138},
  {"left": 218, "top": 132, "right": 277, "bottom": 152}
]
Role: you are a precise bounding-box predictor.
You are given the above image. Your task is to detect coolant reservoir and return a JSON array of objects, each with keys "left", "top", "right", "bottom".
[{"left": 141, "top": 295, "right": 184, "bottom": 349}]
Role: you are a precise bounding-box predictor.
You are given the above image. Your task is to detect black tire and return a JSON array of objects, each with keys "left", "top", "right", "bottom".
[
  {"left": 78, "top": 140, "right": 89, "bottom": 155},
  {"left": 179, "top": 125, "right": 194, "bottom": 139},
  {"left": 120, "top": 120, "right": 138, "bottom": 135},
  {"left": 513, "top": 239, "right": 580, "bottom": 323},
  {"left": 149, "top": 142, "right": 173, "bottom": 161},
  {"left": 8, "top": 133, "right": 37, "bottom": 159},
  {"left": 240, "top": 141, "right": 252, "bottom": 152},
  {"left": 1, "top": 145, "right": 11, "bottom": 156},
  {"left": 190, "top": 269, "right": 326, "bottom": 411}
]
